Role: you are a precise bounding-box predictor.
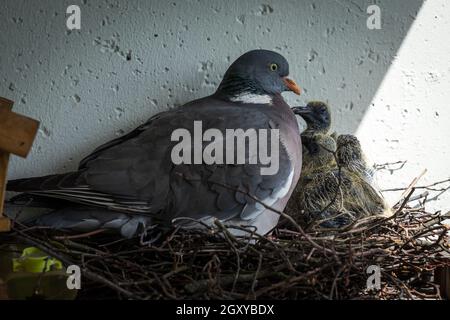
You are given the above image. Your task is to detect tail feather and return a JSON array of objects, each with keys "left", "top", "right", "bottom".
[
  {"left": 7, "top": 171, "right": 82, "bottom": 193},
  {"left": 29, "top": 207, "right": 153, "bottom": 239},
  {"left": 7, "top": 172, "right": 152, "bottom": 213},
  {"left": 7, "top": 193, "right": 69, "bottom": 208}
]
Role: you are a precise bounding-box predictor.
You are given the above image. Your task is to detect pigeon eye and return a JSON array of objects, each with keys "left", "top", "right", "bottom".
[{"left": 269, "top": 63, "right": 278, "bottom": 71}]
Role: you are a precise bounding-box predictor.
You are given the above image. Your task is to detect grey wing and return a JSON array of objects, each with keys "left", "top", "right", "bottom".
[
  {"left": 75, "top": 109, "right": 181, "bottom": 212},
  {"left": 153, "top": 102, "right": 295, "bottom": 226},
  {"left": 78, "top": 112, "right": 165, "bottom": 170},
  {"left": 16, "top": 99, "right": 295, "bottom": 226},
  {"left": 9, "top": 110, "right": 183, "bottom": 213}
]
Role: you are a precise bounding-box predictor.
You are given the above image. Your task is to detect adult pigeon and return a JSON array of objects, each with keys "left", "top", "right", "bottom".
[{"left": 7, "top": 49, "right": 303, "bottom": 239}]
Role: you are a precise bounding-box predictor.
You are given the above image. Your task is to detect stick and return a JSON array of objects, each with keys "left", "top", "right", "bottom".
[{"left": 400, "top": 169, "right": 427, "bottom": 199}]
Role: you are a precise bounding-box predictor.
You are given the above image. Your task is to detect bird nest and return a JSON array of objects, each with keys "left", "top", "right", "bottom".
[{"left": 2, "top": 184, "right": 449, "bottom": 300}]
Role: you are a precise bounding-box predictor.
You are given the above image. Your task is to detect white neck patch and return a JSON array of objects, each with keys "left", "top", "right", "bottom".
[{"left": 229, "top": 92, "right": 272, "bottom": 105}]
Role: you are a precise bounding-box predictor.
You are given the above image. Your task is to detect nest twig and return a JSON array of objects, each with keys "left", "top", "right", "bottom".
[{"left": 1, "top": 193, "right": 448, "bottom": 300}]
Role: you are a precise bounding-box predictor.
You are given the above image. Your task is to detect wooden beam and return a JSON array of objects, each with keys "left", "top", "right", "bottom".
[
  {"left": 0, "top": 105, "right": 39, "bottom": 158},
  {"left": 0, "top": 97, "right": 40, "bottom": 232},
  {"left": 0, "top": 152, "right": 10, "bottom": 216},
  {"left": 0, "top": 98, "right": 13, "bottom": 232},
  {"left": 0, "top": 97, "right": 13, "bottom": 109}
]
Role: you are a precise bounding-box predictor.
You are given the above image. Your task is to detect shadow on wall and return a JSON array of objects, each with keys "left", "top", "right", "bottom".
[{"left": 0, "top": 0, "right": 424, "bottom": 178}]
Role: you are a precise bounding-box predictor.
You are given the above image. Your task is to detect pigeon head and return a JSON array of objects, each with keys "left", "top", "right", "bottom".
[
  {"left": 292, "top": 101, "right": 331, "bottom": 134},
  {"left": 336, "top": 134, "right": 364, "bottom": 166},
  {"left": 336, "top": 134, "right": 375, "bottom": 183},
  {"left": 217, "top": 49, "right": 301, "bottom": 103}
]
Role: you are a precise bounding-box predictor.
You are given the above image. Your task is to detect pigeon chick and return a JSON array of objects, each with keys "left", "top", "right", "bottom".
[
  {"left": 336, "top": 134, "right": 374, "bottom": 183},
  {"left": 292, "top": 101, "right": 331, "bottom": 136},
  {"left": 287, "top": 102, "right": 390, "bottom": 229},
  {"left": 291, "top": 101, "right": 333, "bottom": 173},
  {"left": 301, "top": 133, "right": 336, "bottom": 176},
  {"left": 285, "top": 133, "right": 338, "bottom": 226}
]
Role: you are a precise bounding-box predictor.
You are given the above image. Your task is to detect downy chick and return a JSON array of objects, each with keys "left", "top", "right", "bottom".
[
  {"left": 288, "top": 102, "right": 390, "bottom": 229},
  {"left": 336, "top": 134, "right": 374, "bottom": 183}
]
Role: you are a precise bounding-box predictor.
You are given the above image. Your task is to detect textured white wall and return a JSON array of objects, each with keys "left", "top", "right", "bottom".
[
  {"left": 1, "top": 0, "right": 448, "bottom": 210},
  {"left": 356, "top": 0, "right": 450, "bottom": 211}
]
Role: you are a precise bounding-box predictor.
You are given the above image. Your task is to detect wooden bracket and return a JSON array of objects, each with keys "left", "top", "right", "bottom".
[
  {"left": 435, "top": 266, "right": 450, "bottom": 299},
  {"left": 0, "top": 97, "right": 40, "bottom": 232},
  {"left": 0, "top": 151, "right": 11, "bottom": 231}
]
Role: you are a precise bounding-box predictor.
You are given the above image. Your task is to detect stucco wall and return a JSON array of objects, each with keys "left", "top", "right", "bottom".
[{"left": 1, "top": 0, "right": 448, "bottom": 210}]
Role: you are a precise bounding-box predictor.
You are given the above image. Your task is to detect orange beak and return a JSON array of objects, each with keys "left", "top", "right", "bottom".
[{"left": 283, "top": 77, "right": 301, "bottom": 95}]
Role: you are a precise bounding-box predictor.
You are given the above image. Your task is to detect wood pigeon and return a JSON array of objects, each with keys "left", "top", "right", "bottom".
[{"left": 7, "top": 49, "right": 303, "bottom": 239}]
